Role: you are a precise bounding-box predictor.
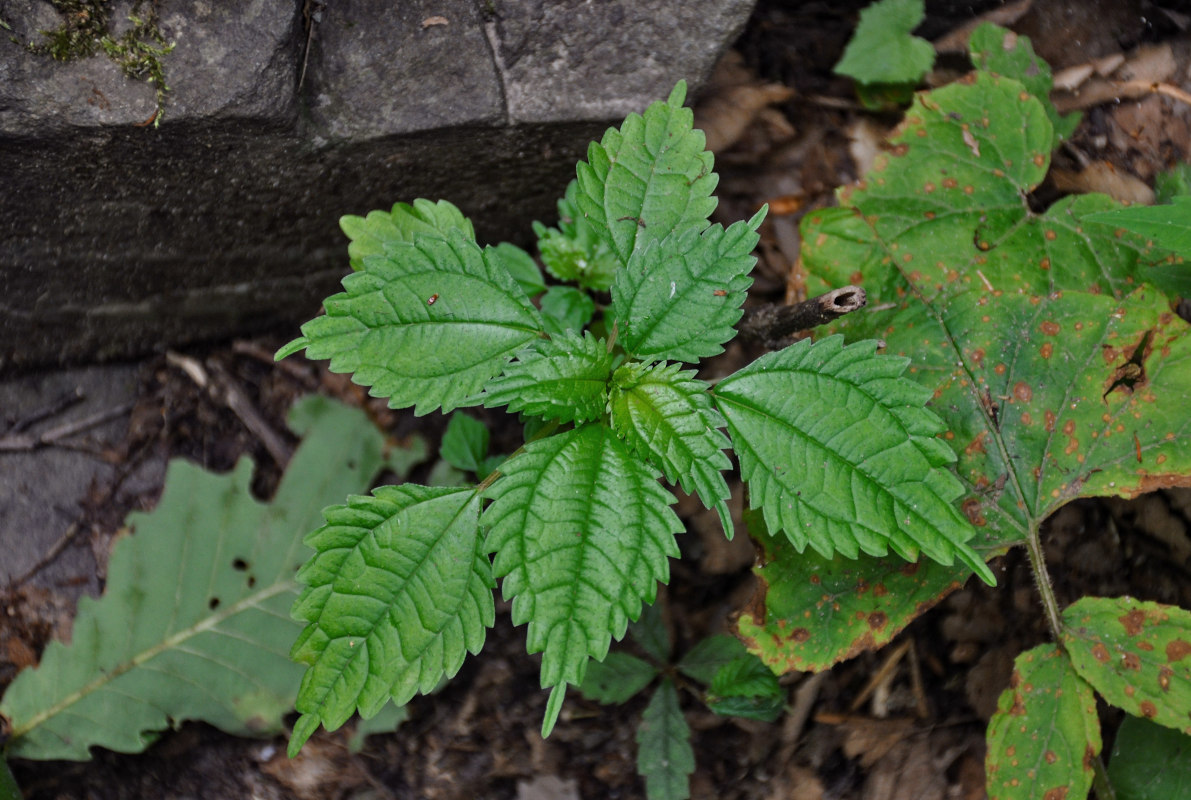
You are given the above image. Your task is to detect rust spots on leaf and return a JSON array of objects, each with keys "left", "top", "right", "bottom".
[
  {"left": 791, "top": 628, "right": 811, "bottom": 644},
  {"left": 1167, "top": 639, "right": 1191, "bottom": 662},
  {"left": 1159, "top": 665, "right": 1173, "bottom": 691},
  {"left": 1117, "top": 473, "right": 1191, "bottom": 499},
  {"left": 1083, "top": 745, "right": 1097, "bottom": 771},
  {"left": 1034, "top": 153, "right": 1047, "bottom": 168},
  {"left": 962, "top": 497, "right": 986, "bottom": 526},
  {"left": 943, "top": 177, "right": 959, "bottom": 190},
  {"left": 1044, "top": 750, "right": 1058, "bottom": 764},
  {"left": 1043, "top": 788, "right": 1068, "bottom": 800},
  {"left": 1040, "top": 321, "right": 1060, "bottom": 336},
  {"left": 1120, "top": 608, "right": 1147, "bottom": 636},
  {"left": 1013, "top": 382, "right": 1033, "bottom": 402},
  {"left": 1139, "top": 700, "right": 1158, "bottom": 718},
  {"left": 1040, "top": 257, "right": 1051, "bottom": 270},
  {"left": 1045, "top": 410, "right": 1056, "bottom": 432},
  {"left": 1044, "top": 228, "right": 1057, "bottom": 240},
  {"left": 867, "top": 611, "right": 888, "bottom": 631},
  {"left": 965, "top": 431, "right": 988, "bottom": 456},
  {"left": 1092, "top": 643, "right": 1111, "bottom": 663},
  {"left": 1122, "top": 652, "right": 1142, "bottom": 671},
  {"left": 1040, "top": 342, "right": 1053, "bottom": 359}
]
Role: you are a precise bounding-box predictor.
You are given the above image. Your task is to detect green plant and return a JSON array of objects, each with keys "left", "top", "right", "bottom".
[
  {"left": 834, "top": 0, "right": 935, "bottom": 109},
  {"left": 577, "top": 600, "right": 783, "bottom": 800},
  {"left": 753, "top": 21, "right": 1191, "bottom": 800},
  {"left": 275, "top": 80, "right": 995, "bottom": 760}
]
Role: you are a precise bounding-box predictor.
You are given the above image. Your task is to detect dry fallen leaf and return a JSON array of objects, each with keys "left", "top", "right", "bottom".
[{"left": 1050, "top": 160, "right": 1155, "bottom": 205}]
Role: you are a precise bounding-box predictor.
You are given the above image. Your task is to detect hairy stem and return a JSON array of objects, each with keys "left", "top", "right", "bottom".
[{"left": 1023, "top": 521, "right": 1064, "bottom": 642}]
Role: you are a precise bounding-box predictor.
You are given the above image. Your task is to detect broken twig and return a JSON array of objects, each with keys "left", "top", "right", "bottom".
[{"left": 738, "top": 285, "right": 867, "bottom": 347}]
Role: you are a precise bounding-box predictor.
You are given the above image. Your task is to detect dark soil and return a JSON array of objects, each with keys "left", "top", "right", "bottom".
[{"left": 5, "top": 1, "right": 1191, "bottom": 798}]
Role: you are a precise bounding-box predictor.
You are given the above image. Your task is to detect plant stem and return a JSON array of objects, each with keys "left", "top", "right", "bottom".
[
  {"left": 1091, "top": 753, "right": 1118, "bottom": 800},
  {"left": 1023, "top": 521, "right": 1065, "bottom": 642},
  {"left": 0, "top": 756, "right": 20, "bottom": 800}
]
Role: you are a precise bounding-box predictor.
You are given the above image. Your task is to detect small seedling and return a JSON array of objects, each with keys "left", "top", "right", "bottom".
[
  {"left": 275, "top": 80, "right": 994, "bottom": 759},
  {"left": 577, "top": 600, "right": 783, "bottom": 799}
]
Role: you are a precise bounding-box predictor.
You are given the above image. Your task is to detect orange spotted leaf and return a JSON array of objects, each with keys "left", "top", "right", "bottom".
[
  {"left": 1061, "top": 597, "right": 1191, "bottom": 735},
  {"left": 986, "top": 645, "right": 1100, "bottom": 800}
]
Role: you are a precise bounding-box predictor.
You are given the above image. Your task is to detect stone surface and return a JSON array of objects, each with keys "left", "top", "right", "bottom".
[
  {"left": 0, "top": 0, "right": 755, "bottom": 370},
  {"left": 0, "top": 363, "right": 145, "bottom": 595},
  {"left": 493, "top": 0, "right": 756, "bottom": 123},
  {"left": 306, "top": 0, "right": 505, "bottom": 141}
]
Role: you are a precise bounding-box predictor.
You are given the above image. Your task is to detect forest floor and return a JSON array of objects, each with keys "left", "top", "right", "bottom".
[{"left": 4, "top": 1, "right": 1191, "bottom": 798}]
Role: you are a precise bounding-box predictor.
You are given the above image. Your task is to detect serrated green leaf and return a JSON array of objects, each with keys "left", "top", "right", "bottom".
[
  {"left": 630, "top": 600, "right": 671, "bottom": 664},
  {"left": 482, "top": 424, "right": 683, "bottom": 733},
  {"left": 491, "top": 241, "right": 547, "bottom": 298},
  {"left": 713, "top": 335, "right": 992, "bottom": 582},
  {"left": 578, "top": 652, "right": 659, "bottom": 704},
  {"left": 706, "top": 655, "right": 784, "bottom": 722},
  {"left": 341, "top": 199, "right": 474, "bottom": 271},
  {"left": 574, "top": 81, "right": 718, "bottom": 266},
  {"left": 1086, "top": 195, "right": 1191, "bottom": 261},
  {"left": 1061, "top": 597, "right": 1191, "bottom": 735},
  {"left": 0, "top": 397, "right": 391, "bottom": 761},
  {"left": 288, "top": 485, "right": 493, "bottom": 756},
  {"left": 481, "top": 330, "right": 613, "bottom": 424},
  {"left": 609, "top": 361, "right": 733, "bottom": 535},
  {"left": 985, "top": 645, "right": 1101, "bottom": 800},
  {"left": 535, "top": 180, "right": 621, "bottom": 291},
  {"left": 612, "top": 210, "right": 764, "bottom": 363},
  {"left": 440, "top": 412, "right": 489, "bottom": 473},
  {"left": 540, "top": 285, "right": 597, "bottom": 337},
  {"left": 637, "top": 679, "right": 695, "bottom": 800},
  {"left": 736, "top": 509, "right": 972, "bottom": 673},
  {"left": 834, "top": 0, "right": 934, "bottom": 86},
  {"left": 1108, "top": 716, "right": 1191, "bottom": 800},
  {"left": 968, "top": 23, "right": 1080, "bottom": 146},
  {"left": 677, "top": 635, "right": 749, "bottom": 685},
  {"left": 276, "top": 230, "right": 543, "bottom": 415}
]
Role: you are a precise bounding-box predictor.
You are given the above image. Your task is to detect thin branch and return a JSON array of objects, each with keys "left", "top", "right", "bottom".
[
  {"left": 0, "top": 403, "right": 134, "bottom": 452},
  {"left": 738, "top": 285, "right": 867, "bottom": 347}
]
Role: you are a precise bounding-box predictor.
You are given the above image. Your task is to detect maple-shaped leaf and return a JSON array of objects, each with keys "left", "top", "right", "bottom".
[
  {"left": 0, "top": 397, "right": 394, "bottom": 761},
  {"left": 482, "top": 424, "right": 683, "bottom": 736},
  {"left": 779, "top": 68, "right": 1191, "bottom": 673}
]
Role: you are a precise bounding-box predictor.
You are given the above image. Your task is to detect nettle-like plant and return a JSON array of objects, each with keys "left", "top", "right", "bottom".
[{"left": 277, "top": 82, "right": 995, "bottom": 757}]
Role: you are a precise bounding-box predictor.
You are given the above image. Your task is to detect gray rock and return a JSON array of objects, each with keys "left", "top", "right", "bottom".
[
  {"left": 305, "top": 0, "right": 505, "bottom": 141},
  {"left": 492, "top": 0, "right": 755, "bottom": 123},
  {"left": 0, "top": 0, "right": 755, "bottom": 370}
]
